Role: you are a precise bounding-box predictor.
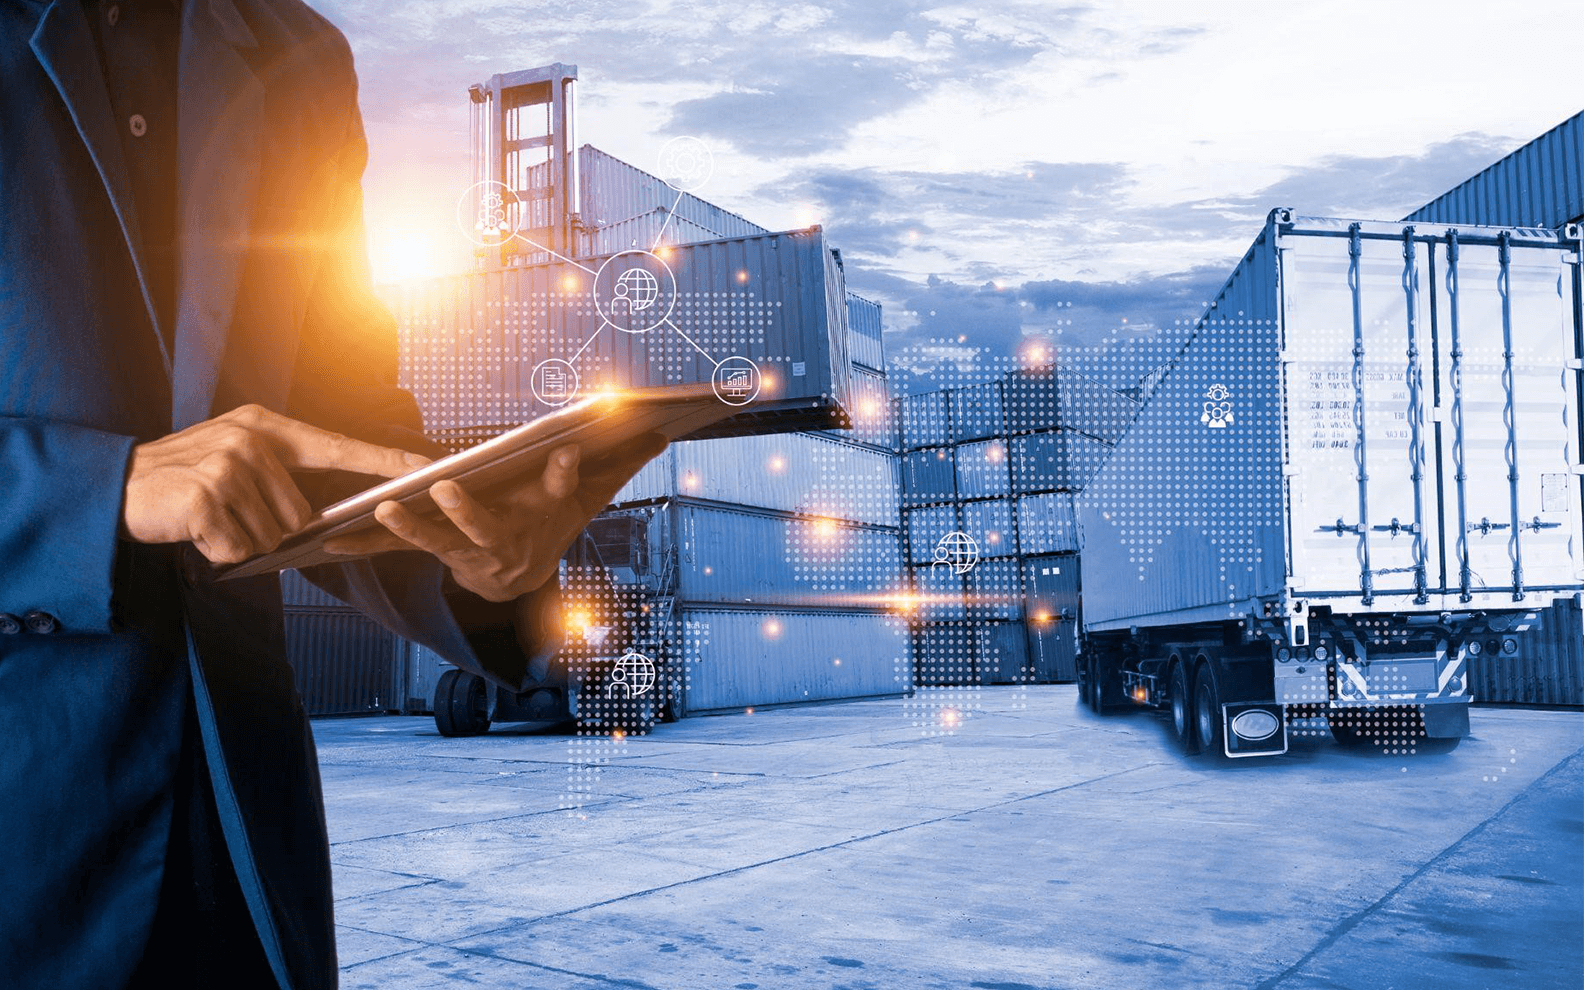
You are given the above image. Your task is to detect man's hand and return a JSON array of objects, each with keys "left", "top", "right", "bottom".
[
  {"left": 121, "top": 404, "right": 428, "bottom": 564},
  {"left": 323, "top": 433, "right": 669, "bottom": 603}
]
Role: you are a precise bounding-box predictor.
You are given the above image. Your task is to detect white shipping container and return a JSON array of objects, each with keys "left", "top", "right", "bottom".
[{"left": 1078, "top": 214, "right": 1584, "bottom": 630}]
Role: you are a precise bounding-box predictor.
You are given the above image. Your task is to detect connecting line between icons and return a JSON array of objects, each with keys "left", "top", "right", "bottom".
[
  {"left": 512, "top": 231, "right": 599, "bottom": 276},
  {"left": 661, "top": 318, "right": 722, "bottom": 368},
  {"left": 567, "top": 327, "right": 604, "bottom": 365},
  {"left": 650, "top": 190, "right": 685, "bottom": 254}
]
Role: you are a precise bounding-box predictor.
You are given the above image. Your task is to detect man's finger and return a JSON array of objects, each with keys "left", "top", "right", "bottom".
[
  {"left": 373, "top": 501, "right": 473, "bottom": 558},
  {"left": 541, "top": 445, "right": 580, "bottom": 502},
  {"left": 430, "top": 481, "right": 505, "bottom": 550},
  {"left": 218, "top": 474, "right": 286, "bottom": 554},
  {"left": 247, "top": 446, "right": 314, "bottom": 534},
  {"left": 235, "top": 405, "right": 426, "bottom": 478}
]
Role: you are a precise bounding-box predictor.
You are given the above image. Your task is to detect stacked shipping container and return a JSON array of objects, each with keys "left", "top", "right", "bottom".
[
  {"left": 896, "top": 365, "right": 1142, "bottom": 685},
  {"left": 606, "top": 292, "right": 911, "bottom": 716}
]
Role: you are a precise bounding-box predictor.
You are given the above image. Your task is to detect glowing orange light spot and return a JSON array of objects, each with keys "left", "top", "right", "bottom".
[
  {"left": 833, "top": 658, "right": 842, "bottom": 665},
  {"left": 736, "top": 270, "right": 749, "bottom": 283},
  {"left": 987, "top": 532, "right": 1000, "bottom": 544},
  {"left": 940, "top": 708, "right": 962, "bottom": 728},
  {"left": 768, "top": 455, "right": 786, "bottom": 473},
  {"left": 612, "top": 730, "right": 626, "bottom": 741},
  {"left": 746, "top": 707, "right": 755, "bottom": 715},
  {"left": 564, "top": 609, "right": 593, "bottom": 634},
  {"left": 683, "top": 471, "right": 700, "bottom": 491},
  {"left": 762, "top": 619, "right": 782, "bottom": 638},
  {"left": 812, "top": 516, "right": 838, "bottom": 539}
]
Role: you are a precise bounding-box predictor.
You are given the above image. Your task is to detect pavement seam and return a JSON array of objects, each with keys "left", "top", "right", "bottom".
[
  {"left": 443, "top": 761, "right": 1162, "bottom": 949},
  {"left": 1252, "top": 743, "right": 1584, "bottom": 990}
]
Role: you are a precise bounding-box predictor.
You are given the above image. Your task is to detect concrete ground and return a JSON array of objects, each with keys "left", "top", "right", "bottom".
[{"left": 314, "top": 687, "right": 1584, "bottom": 990}]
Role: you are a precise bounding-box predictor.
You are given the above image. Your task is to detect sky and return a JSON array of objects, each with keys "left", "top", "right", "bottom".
[{"left": 311, "top": 0, "right": 1583, "bottom": 385}]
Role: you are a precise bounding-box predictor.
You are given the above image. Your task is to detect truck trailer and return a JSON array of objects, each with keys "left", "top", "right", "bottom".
[{"left": 1075, "top": 211, "right": 1584, "bottom": 757}]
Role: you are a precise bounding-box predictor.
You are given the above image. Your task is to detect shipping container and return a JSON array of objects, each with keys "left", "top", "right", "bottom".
[
  {"left": 1076, "top": 213, "right": 1584, "bottom": 757},
  {"left": 980, "top": 620, "right": 1033, "bottom": 684},
  {"left": 900, "top": 390, "right": 951, "bottom": 450},
  {"left": 1405, "top": 111, "right": 1584, "bottom": 231},
  {"left": 283, "top": 610, "right": 401, "bottom": 716},
  {"left": 904, "top": 504, "right": 961, "bottom": 565},
  {"left": 1469, "top": 597, "right": 1584, "bottom": 705},
  {"left": 676, "top": 608, "right": 909, "bottom": 713},
  {"left": 616, "top": 431, "right": 900, "bottom": 527},
  {"left": 901, "top": 446, "right": 956, "bottom": 507},
  {"left": 912, "top": 621, "right": 981, "bottom": 686},
  {"left": 1080, "top": 214, "right": 1583, "bottom": 627},
  {"left": 954, "top": 438, "right": 1011, "bottom": 498},
  {"left": 393, "top": 226, "right": 853, "bottom": 438},
  {"left": 950, "top": 381, "right": 1006, "bottom": 442},
  {"left": 575, "top": 145, "right": 769, "bottom": 257},
  {"left": 967, "top": 558, "right": 1024, "bottom": 619},
  {"left": 1010, "top": 429, "right": 1113, "bottom": 494},
  {"left": 909, "top": 562, "right": 968, "bottom": 620},
  {"left": 671, "top": 503, "right": 904, "bottom": 606},
  {"left": 1002, "top": 365, "right": 1142, "bottom": 440},
  {"left": 1017, "top": 492, "right": 1079, "bottom": 554},
  {"left": 819, "top": 365, "right": 896, "bottom": 450},
  {"left": 847, "top": 293, "right": 886, "bottom": 373},
  {"left": 960, "top": 498, "right": 1016, "bottom": 558},
  {"left": 1024, "top": 555, "right": 1081, "bottom": 682}
]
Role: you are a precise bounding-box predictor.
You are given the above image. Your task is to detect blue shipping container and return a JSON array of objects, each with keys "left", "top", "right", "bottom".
[
  {"left": 901, "top": 446, "right": 956, "bottom": 507},
  {"left": 1405, "top": 111, "right": 1583, "bottom": 230},
  {"left": 960, "top": 499, "right": 1015, "bottom": 558},
  {"left": 901, "top": 390, "right": 951, "bottom": 449},
  {"left": 954, "top": 438, "right": 1011, "bottom": 498}
]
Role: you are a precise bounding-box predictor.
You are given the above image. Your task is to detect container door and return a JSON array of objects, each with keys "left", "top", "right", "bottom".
[
  {"left": 1024, "top": 555, "right": 1079, "bottom": 681},
  {"left": 1284, "top": 228, "right": 1439, "bottom": 598},
  {"left": 1434, "top": 232, "right": 1582, "bottom": 597}
]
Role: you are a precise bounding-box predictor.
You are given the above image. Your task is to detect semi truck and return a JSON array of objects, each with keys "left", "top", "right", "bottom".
[{"left": 1075, "top": 211, "right": 1583, "bottom": 757}]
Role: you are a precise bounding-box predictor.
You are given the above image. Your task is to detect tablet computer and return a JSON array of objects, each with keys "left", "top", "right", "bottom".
[{"left": 220, "top": 382, "right": 739, "bottom": 580}]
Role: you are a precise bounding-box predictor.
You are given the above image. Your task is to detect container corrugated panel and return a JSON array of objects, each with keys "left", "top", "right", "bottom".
[
  {"left": 396, "top": 641, "right": 455, "bottom": 713},
  {"left": 283, "top": 611, "right": 399, "bottom": 716},
  {"left": 950, "top": 381, "right": 1005, "bottom": 442},
  {"left": 576, "top": 145, "right": 768, "bottom": 254},
  {"left": 280, "top": 569, "right": 349, "bottom": 609},
  {"left": 900, "top": 390, "right": 950, "bottom": 449},
  {"left": 394, "top": 226, "right": 852, "bottom": 439},
  {"left": 912, "top": 622, "right": 982, "bottom": 686},
  {"left": 901, "top": 447, "right": 956, "bottom": 507},
  {"left": 981, "top": 620, "right": 1032, "bottom": 684},
  {"left": 1078, "top": 215, "right": 1583, "bottom": 630},
  {"left": 967, "top": 558, "right": 1023, "bottom": 619},
  {"left": 904, "top": 504, "right": 959, "bottom": 565},
  {"left": 1471, "top": 597, "right": 1584, "bottom": 705},
  {"left": 1017, "top": 492, "right": 1079, "bottom": 554},
  {"left": 819, "top": 365, "right": 895, "bottom": 449},
  {"left": 960, "top": 498, "right": 1015, "bottom": 558},
  {"left": 1058, "top": 371, "right": 1143, "bottom": 443},
  {"left": 846, "top": 293, "right": 886, "bottom": 372},
  {"left": 615, "top": 432, "right": 900, "bottom": 526},
  {"left": 677, "top": 608, "right": 909, "bottom": 713},
  {"left": 910, "top": 563, "right": 967, "bottom": 619},
  {"left": 1404, "top": 112, "right": 1583, "bottom": 230},
  {"left": 1011, "top": 430, "right": 1111, "bottom": 493},
  {"left": 954, "top": 438, "right": 1011, "bottom": 498},
  {"left": 674, "top": 503, "right": 903, "bottom": 606},
  {"left": 1025, "top": 553, "right": 1080, "bottom": 682}
]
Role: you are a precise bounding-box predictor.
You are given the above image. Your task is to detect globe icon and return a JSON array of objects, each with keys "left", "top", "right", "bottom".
[
  {"left": 610, "top": 651, "right": 656, "bottom": 697},
  {"left": 933, "top": 532, "right": 980, "bottom": 575},
  {"left": 613, "top": 268, "right": 660, "bottom": 312}
]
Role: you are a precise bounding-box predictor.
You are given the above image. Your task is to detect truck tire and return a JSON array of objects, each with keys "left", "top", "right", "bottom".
[
  {"left": 434, "top": 669, "right": 491, "bottom": 737},
  {"left": 1193, "top": 661, "right": 1223, "bottom": 757},
  {"left": 1170, "top": 660, "right": 1200, "bottom": 754}
]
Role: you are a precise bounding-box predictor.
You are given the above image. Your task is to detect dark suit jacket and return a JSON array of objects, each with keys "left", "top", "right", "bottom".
[{"left": 0, "top": 1, "right": 551, "bottom": 987}]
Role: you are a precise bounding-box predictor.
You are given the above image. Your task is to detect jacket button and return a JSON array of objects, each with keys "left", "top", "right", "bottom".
[
  {"left": 0, "top": 613, "right": 20, "bottom": 635},
  {"left": 23, "top": 610, "right": 58, "bottom": 634}
]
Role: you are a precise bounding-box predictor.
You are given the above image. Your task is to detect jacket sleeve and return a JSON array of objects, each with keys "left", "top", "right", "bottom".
[
  {"left": 283, "top": 67, "right": 560, "bottom": 692},
  {"left": 0, "top": 418, "right": 135, "bottom": 633}
]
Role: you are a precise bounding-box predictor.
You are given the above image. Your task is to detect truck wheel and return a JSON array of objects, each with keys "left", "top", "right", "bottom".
[
  {"left": 1170, "top": 660, "right": 1200, "bottom": 754},
  {"left": 434, "top": 669, "right": 491, "bottom": 737},
  {"left": 1193, "top": 662, "right": 1223, "bottom": 756}
]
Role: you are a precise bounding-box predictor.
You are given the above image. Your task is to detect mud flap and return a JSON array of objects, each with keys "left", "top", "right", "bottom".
[{"left": 1421, "top": 701, "right": 1470, "bottom": 739}]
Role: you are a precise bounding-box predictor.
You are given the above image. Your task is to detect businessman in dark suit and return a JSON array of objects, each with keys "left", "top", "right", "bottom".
[{"left": 0, "top": 1, "right": 663, "bottom": 987}]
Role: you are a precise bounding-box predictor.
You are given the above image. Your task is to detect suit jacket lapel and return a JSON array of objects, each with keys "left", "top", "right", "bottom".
[
  {"left": 29, "top": 0, "right": 171, "bottom": 377},
  {"left": 172, "top": 0, "right": 263, "bottom": 431}
]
